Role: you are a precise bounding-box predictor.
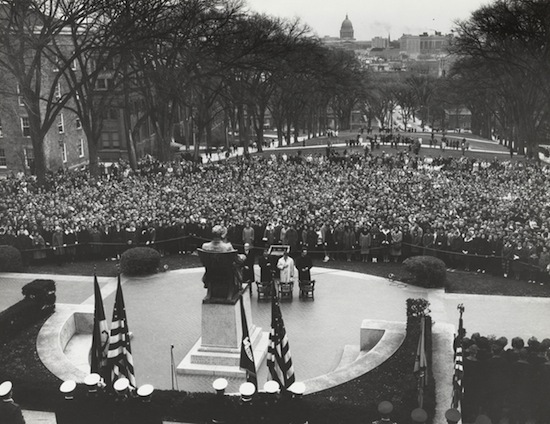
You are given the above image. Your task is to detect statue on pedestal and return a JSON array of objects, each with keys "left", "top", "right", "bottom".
[{"left": 199, "top": 225, "right": 245, "bottom": 303}]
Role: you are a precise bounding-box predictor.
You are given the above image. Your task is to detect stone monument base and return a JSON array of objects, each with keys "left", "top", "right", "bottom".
[{"left": 177, "top": 289, "right": 269, "bottom": 393}]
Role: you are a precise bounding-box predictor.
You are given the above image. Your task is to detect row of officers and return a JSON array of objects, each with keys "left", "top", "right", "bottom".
[{"left": 1, "top": 376, "right": 481, "bottom": 424}]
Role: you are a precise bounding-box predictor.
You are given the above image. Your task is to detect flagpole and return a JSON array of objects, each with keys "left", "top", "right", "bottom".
[{"left": 170, "top": 344, "right": 179, "bottom": 390}]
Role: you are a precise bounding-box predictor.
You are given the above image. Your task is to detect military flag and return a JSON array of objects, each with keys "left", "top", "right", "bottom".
[
  {"left": 90, "top": 274, "right": 109, "bottom": 379},
  {"left": 414, "top": 316, "right": 428, "bottom": 407},
  {"left": 239, "top": 296, "right": 257, "bottom": 388}
]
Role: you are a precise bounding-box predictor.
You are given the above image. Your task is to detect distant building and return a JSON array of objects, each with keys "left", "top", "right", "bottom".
[
  {"left": 371, "top": 36, "right": 389, "bottom": 49},
  {"left": 0, "top": 17, "right": 88, "bottom": 176},
  {"left": 321, "top": 15, "right": 371, "bottom": 51},
  {"left": 445, "top": 107, "right": 472, "bottom": 131},
  {"left": 399, "top": 32, "right": 450, "bottom": 59},
  {"left": 340, "top": 14, "right": 355, "bottom": 40}
]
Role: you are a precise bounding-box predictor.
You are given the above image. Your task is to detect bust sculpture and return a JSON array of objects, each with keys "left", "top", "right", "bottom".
[{"left": 199, "top": 225, "right": 244, "bottom": 303}]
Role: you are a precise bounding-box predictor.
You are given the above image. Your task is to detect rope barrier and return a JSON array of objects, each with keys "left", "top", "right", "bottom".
[{"left": 8, "top": 235, "right": 542, "bottom": 273}]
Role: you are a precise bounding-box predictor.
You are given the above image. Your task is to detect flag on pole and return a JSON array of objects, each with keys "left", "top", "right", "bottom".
[
  {"left": 413, "top": 316, "right": 428, "bottom": 408},
  {"left": 91, "top": 274, "right": 109, "bottom": 379},
  {"left": 267, "top": 290, "right": 296, "bottom": 389},
  {"left": 107, "top": 275, "right": 136, "bottom": 388},
  {"left": 451, "top": 304, "right": 465, "bottom": 409},
  {"left": 451, "top": 344, "right": 464, "bottom": 409},
  {"left": 239, "top": 295, "right": 257, "bottom": 388}
]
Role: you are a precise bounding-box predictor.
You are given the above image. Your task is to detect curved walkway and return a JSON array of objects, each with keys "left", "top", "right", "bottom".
[{"left": 3, "top": 267, "right": 550, "bottom": 423}]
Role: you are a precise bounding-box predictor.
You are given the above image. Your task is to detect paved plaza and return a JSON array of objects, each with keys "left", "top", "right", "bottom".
[{"left": 2, "top": 266, "right": 550, "bottom": 423}]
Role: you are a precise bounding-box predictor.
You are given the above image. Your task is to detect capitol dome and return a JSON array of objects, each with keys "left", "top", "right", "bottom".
[{"left": 340, "top": 14, "right": 354, "bottom": 40}]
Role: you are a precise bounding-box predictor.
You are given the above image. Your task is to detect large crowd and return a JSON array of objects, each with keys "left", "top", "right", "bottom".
[
  {"left": 1, "top": 151, "right": 549, "bottom": 282},
  {"left": 459, "top": 333, "right": 550, "bottom": 424}
]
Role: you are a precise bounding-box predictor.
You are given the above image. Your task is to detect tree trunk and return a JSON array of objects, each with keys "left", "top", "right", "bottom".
[
  {"left": 255, "top": 107, "right": 265, "bottom": 153},
  {"left": 88, "top": 136, "right": 100, "bottom": 179}
]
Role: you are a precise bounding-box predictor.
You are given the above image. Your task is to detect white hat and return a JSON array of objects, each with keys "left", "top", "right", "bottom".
[
  {"left": 288, "top": 381, "right": 305, "bottom": 396},
  {"left": 212, "top": 378, "right": 228, "bottom": 392},
  {"left": 84, "top": 373, "right": 101, "bottom": 387},
  {"left": 137, "top": 384, "right": 154, "bottom": 397},
  {"left": 59, "top": 380, "right": 76, "bottom": 394},
  {"left": 0, "top": 381, "right": 13, "bottom": 397},
  {"left": 239, "top": 382, "right": 256, "bottom": 401},
  {"left": 263, "top": 380, "right": 280, "bottom": 394},
  {"left": 113, "top": 378, "right": 130, "bottom": 392}
]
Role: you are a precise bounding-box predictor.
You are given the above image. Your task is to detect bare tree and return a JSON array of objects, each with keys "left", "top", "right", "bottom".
[
  {"left": 0, "top": 0, "right": 88, "bottom": 185},
  {"left": 450, "top": 0, "right": 550, "bottom": 156}
]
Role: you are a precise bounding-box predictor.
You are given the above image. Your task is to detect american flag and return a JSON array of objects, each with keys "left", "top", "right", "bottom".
[
  {"left": 452, "top": 344, "right": 464, "bottom": 409},
  {"left": 90, "top": 274, "right": 109, "bottom": 379},
  {"left": 107, "top": 275, "right": 136, "bottom": 388},
  {"left": 239, "top": 296, "right": 257, "bottom": 388},
  {"left": 267, "top": 291, "right": 295, "bottom": 389},
  {"left": 451, "top": 306, "right": 465, "bottom": 410}
]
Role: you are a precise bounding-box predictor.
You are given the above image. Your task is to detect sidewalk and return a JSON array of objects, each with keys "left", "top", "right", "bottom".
[{"left": 22, "top": 410, "right": 186, "bottom": 424}]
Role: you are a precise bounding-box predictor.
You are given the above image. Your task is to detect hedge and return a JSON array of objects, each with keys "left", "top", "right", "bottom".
[
  {"left": 403, "top": 256, "right": 447, "bottom": 288},
  {"left": 0, "top": 279, "right": 56, "bottom": 346},
  {"left": 0, "top": 245, "right": 23, "bottom": 272},
  {"left": 120, "top": 247, "right": 161, "bottom": 276}
]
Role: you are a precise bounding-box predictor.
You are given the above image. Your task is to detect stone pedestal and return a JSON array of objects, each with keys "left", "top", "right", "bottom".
[{"left": 177, "top": 287, "right": 269, "bottom": 392}]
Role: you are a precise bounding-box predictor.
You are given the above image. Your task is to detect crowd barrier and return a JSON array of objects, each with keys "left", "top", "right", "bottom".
[{"left": 1, "top": 235, "right": 545, "bottom": 281}]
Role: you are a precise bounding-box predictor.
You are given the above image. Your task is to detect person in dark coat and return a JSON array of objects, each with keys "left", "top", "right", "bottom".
[
  {"left": 242, "top": 243, "right": 255, "bottom": 284},
  {"left": 55, "top": 380, "right": 80, "bottom": 424},
  {"left": 295, "top": 248, "right": 313, "bottom": 282},
  {"left": 77, "top": 225, "right": 91, "bottom": 259},
  {"left": 129, "top": 384, "right": 163, "bottom": 424},
  {"left": 511, "top": 348, "right": 534, "bottom": 424},
  {"left": 0, "top": 381, "right": 25, "bottom": 424},
  {"left": 52, "top": 225, "right": 65, "bottom": 266},
  {"left": 258, "top": 249, "right": 274, "bottom": 283},
  {"left": 81, "top": 374, "right": 109, "bottom": 424},
  {"left": 486, "top": 344, "right": 511, "bottom": 424},
  {"left": 462, "top": 345, "right": 482, "bottom": 423}
]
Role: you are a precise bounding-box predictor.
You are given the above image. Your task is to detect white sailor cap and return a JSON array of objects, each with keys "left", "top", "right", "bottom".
[
  {"left": 239, "top": 382, "right": 256, "bottom": 401},
  {"left": 84, "top": 373, "right": 101, "bottom": 387},
  {"left": 113, "top": 378, "right": 130, "bottom": 392},
  {"left": 59, "top": 380, "right": 77, "bottom": 394},
  {"left": 212, "top": 378, "right": 228, "bottom": 392},
  {"left": 263, "top": 380, "right": 280, "bottom": 394},
  {"left": 287, "top": 381, "right": 305, "bottom": 396},
  {"left": 0, "top": 381, "right": 13, "bottom": 397},
  {"left": 137, "top": 384, "right": 154, "bottom": 397}
]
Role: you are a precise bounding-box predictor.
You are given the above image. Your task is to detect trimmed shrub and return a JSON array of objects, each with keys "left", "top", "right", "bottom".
[
  {"left": 22, "top": 279, "right": 56, "bottom": 313},
  {"left": 0, "top": 245, "right": 23, "bottom": 272},
  {"left": 0, "top": 280, "right": 56, "bottom": 345},
  {"left": 120, "top": 247, "right": 161, "bottom": 276},
  {"left": 403, "top": 256, "right": 446, "bottom": 288}
]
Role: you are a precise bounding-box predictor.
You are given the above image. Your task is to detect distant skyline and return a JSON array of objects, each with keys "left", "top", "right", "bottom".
[{"left": 244, "top": 0, "right": 492, "bottom": 41}]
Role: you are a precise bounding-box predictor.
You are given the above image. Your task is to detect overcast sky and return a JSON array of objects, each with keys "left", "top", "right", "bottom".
[{"left": 244, "top": 0, "right": 492, "bottom": 40}]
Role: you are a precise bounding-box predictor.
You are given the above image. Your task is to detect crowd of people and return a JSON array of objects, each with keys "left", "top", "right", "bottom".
[
  {"left": 0, "top": 151, "right": 549, "bottom": 283},
  {"left": 459, "top": 333, "right": 550, "bottom": 424}
]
